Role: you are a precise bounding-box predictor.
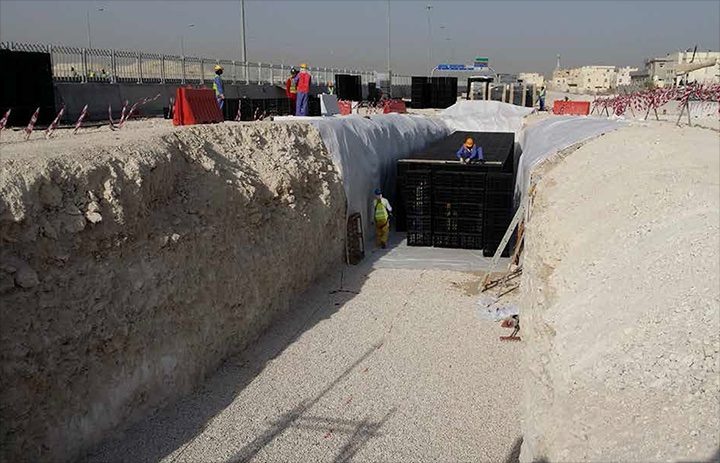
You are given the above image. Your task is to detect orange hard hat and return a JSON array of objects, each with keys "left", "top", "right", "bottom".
[{"left": 464, "top": 137, "right": 474, "bottom": 147}]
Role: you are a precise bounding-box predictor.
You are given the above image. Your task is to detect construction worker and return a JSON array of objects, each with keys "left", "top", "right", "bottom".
[
  {"left": 456, "top": 137, "right": 484, "bottom": 164},
  {"left": 538, "top": 86, "right": 547, "bottom": 111},
  {"left": 286, "top": 68, "right": 299, "bottom": 115},
  {"left": 371, "top": 188, "right": 392, "bottom": 249},
  {"left": 327, "top": 80, "right": 335, "bottom": 95},
  {"left": 293, "top": 63, "right": 312, "bottom": 116},
  {"left": 213, "top": 65, "right": 225, "bottom": 110}
]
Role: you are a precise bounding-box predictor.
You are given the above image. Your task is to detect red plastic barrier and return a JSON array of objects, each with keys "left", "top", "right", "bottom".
[
  {"left": 553, "top": 100, "right": 591, "bottom": 116},
  {"left": 383, "top": 99, "right": 407, "bottom": 114},
  {"left": 338, "top": 100, "right": 352, "bottom": 116},
  {"left": 173, "top": 87, "right": 224, "bottom": 126}
]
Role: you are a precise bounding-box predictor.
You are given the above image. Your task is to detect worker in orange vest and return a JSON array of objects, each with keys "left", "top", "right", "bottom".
[
  {"left": 292, "top": 63, "right": 312, "bottom": 116},
  {"left": 285, "top": 68, "right": 299, "bottom": 115}
]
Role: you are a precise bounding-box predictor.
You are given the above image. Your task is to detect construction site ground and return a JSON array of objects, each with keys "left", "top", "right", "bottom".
[{"left": 85, "top": 237, "right": 522, "bottom": 463}]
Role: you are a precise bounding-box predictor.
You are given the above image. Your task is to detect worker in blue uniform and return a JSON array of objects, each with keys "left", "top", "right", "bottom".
[
  {"left": 213, "top": 65, "right": 225, "bottom": 110},
  {"left": 456, "top": 137, "right": 484, "bottom": 164}
]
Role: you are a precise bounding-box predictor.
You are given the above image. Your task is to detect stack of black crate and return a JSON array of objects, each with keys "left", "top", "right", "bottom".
[
  {"left": 411, "top": 76, "right": 431, "bottom": 108},
  {"left": 335, "top": 74, "right": 362, "bottom": 101},
  {"left": 398, "top": 162, "right": 433, "bottom": 246},
  {"left": 397, "top": 131, "right": 516, "bottom": 255},
  {"left": 431, "top": 165, "right": 485, "bottom": 249}
]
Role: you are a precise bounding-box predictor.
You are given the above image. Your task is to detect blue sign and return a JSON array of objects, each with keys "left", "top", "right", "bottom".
[
  {"left": 473, "top": 62, "right": 488, "bottom": 68},
  {"left": 436, "top": 64, "right": 474, "bottom": 71}
]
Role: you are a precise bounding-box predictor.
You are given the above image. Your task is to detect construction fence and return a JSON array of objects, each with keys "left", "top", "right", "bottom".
[{"left": 0, "top": 41, "right": 412, "bottom": 96}]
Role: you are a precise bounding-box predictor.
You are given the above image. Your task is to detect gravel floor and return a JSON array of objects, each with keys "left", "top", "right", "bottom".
[{"left": 84, "top": 250, "right": 522, "bottom": 463}]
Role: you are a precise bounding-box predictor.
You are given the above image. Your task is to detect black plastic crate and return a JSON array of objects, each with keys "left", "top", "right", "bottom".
[
  {"left": 486, "top": 172, "right": 514, "bottom": 192},
  {"left": 433, "top": 170, "right": 486, "bottom": 189},
  {"left": 433, "top": 216, "right": 484, "bottom": 234},
  {"left": 484, "top": 191, "right": 513, "bottom": 209},
  {"left": 408, "top": 231, "right": 433, "bottom": 246},
  {"left": 433, "top": 232, "right": 460, "bottom": 248},
  {"left": 434, "top": 187, "right": 485, "bottom": 204},
  {"left": 458, "top": 233, "right": 484, "bottom": 250},
  {"left": 433, "top": 201, "right": 483, "bottom": 217},
  {"left": 406, "top": 215, "right": 432, "bottom": 232}
]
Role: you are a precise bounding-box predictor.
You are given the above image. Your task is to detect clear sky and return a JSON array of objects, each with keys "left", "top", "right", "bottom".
[{"left": 1, "top": 0, "right": 719, "bottom": 76}]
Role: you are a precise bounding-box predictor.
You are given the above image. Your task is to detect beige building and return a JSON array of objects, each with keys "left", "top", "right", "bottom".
[
  {"left": 518, "top": 72, "right": 545, "bottom": 88},
  {"left": 647, "top": 51, "right": 719, "bottom": 87},
  {"left": 616, "top": 66, "right": 639, "bottom": 87},
  {"left": 551, "top": 66, "right": 617, "bottom": 94}
]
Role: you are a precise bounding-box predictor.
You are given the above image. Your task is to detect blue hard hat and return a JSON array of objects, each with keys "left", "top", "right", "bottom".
[{"left": 374, "top": 188, "right": 382, "bottom": 195}]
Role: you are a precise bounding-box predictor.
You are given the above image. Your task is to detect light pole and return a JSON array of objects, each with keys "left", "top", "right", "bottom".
[
  {"left": 426, "top": 3, "right": 433, "bottom": 73},
  {"left": 240, "top": 0, "right": 248, "bottom": 82},
  {"left": 387, "top": 0, "right": 392, "bottom": 97},
  {"left": 179, "top": 24, "right": 195, "bottom": 57},
  {"left": 85, "top": 7, "right": 104, "bottom": 49}
]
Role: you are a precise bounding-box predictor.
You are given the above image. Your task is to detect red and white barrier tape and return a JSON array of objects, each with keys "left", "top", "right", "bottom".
[
  {"left": 73, "top": 104, "right": 88, "bottom": 134},
  {"left": 25, "top": 107, "right": 40, "bottom": 140},
  {"left": 235, "top": 102, "right": 242, "bottom": 121},
  {"left": 45, "top": 105, "right": 65, "bottom": 139}
]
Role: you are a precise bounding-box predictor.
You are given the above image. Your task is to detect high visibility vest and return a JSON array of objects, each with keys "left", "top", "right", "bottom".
[
  {"left": 374, "top": 200, "right": 389, "bottom": 224},
  {"left": 289, "top": 79, "right": 297, "bottom": 94},
  {"left": 213, "top": 76, "right": 222, "bottom": 95}
]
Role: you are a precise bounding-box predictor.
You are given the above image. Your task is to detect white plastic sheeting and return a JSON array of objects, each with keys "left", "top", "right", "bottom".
[
  {"left": 276, "top": 102, "right": 625, "bottom": 248},
  {"left": 439, "top": 100, "right": 534, "bottom": 133},
  {"left": 515, "top": 116, "right": 626, "bottom": 203},
  {"left": 308, "top": 114, "right": 449, "bottom": 244}
]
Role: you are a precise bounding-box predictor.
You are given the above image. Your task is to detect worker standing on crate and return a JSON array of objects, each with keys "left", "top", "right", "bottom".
[
  {"left": 285, "top": 68, "right": 299, "bottom": 115},
  {"left": 371, "top": 188, "right": 393, "bottom": 249},
  {"left": 213, "top": 65, "right": 225, "bottom": 110},
  {"left": 456, "top": 137, "right": 484, "bottom": 164},
  {"left": 293, "top": 63, "right": 312, "bottom": 116}
]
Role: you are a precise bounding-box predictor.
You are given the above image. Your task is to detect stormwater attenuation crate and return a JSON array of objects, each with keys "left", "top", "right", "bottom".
[{"left": 396, "top": 131, "right": 515, "bottom": 254}]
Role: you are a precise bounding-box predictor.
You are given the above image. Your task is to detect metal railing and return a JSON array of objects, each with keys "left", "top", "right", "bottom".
[{"left": 0, "top": 41, "right": 414, "bottom": 92}]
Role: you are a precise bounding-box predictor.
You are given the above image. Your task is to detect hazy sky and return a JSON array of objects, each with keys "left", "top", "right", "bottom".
[{"left": 1, "top": 0, "right": 719, "bottom": 76}]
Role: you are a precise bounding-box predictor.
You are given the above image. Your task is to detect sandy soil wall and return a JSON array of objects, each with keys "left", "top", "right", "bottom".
[
  {"left": 0, "top": 121, "right": 346, "bottom": 462},
  {"left": 519, "top": 123, "right": 720, "bottom": 461}
]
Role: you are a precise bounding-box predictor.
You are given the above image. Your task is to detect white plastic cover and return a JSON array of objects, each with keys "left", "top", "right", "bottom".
[
  {"left": 309, "top": 114, "right": 449, "bottom": 244},
  {"left": 515, "top": 116, "right": 626, "bottom": 203},
  {"left": 439, "top": 100, "right": 534, "bottom": 133}
]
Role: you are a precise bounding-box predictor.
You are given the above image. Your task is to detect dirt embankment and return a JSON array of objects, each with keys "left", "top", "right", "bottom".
[
  {"left": 519, "top": 123, "right": 720, "bottom": 461},
  {"left": 0, "top": 121, "right": 346, "bottom": 462}
]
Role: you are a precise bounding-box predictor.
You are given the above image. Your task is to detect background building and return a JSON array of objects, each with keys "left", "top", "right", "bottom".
[
  {"left": 518, "top": 72, "right": 545, "bottom": 88},
  {"left": 616, "top": 66, "right": 639, "bottom": 87}
]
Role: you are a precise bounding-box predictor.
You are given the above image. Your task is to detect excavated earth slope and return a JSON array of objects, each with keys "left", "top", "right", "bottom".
[{"left": 0, "top": 121, "right": 346, "bottom": 462}]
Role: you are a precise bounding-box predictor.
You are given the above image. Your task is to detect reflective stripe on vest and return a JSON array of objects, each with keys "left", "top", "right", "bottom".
[
  {"left": 289, "top": 81, "right": 297, "bottom": 93},
  {"left": 375, "top": 200, "right": 388, "bottom": 223}
]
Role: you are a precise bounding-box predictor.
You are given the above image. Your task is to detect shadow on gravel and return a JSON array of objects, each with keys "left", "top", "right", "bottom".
[
  {"left": 82, "top": 235, "right": 400, "bottom": 463},
  {"left": 227, "top": 346, "right": 395, "bottom": 463}
]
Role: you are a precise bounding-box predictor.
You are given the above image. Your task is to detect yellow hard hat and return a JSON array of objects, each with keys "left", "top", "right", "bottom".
[
  {"left": 300, "top": 63, "right": 308, "bottom": 69},
  {"left": 214, "top": 64, "right": 224, "bottom": 71}
]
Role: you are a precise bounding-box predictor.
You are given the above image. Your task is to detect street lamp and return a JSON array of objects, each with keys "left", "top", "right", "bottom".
[
  {"left": 387, "top": 0, "right": 392, "bottom": 97},
  {"left": 85, "top": 7, "right": 104, "bottom": 49},
  {"left": 180, "top": 24, "right": 195, "bottom": 57},
  {"left": 426, "top": 3, "right": 433, "bottom": 73}
]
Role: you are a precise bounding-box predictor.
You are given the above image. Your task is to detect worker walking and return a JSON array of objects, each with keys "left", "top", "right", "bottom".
[
  {"left": 456, "top": 137, "right": 484, "bottom": 164},
  {"left": 372, "top": 188, "right": 392, "bottom": 249},
  {"left": 213, "top": 65, "right": 225, "bottom": 110},
  {"left": 538, "top": 86, "right": 547, "bottom": 111},
  {"left": 286, "top": 68, "right": 299, "bottom": 115},
  {"left": 293, "top": 63, "right": 312, "bottom": 116}
]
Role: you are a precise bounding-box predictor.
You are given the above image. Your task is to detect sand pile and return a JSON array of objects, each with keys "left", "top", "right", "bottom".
[
  {"left": 519, "top": 122, "right": 720, "bottom": 461},
  {"left": 0, "top": 121, "right": 346, "bottom": 462}
]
